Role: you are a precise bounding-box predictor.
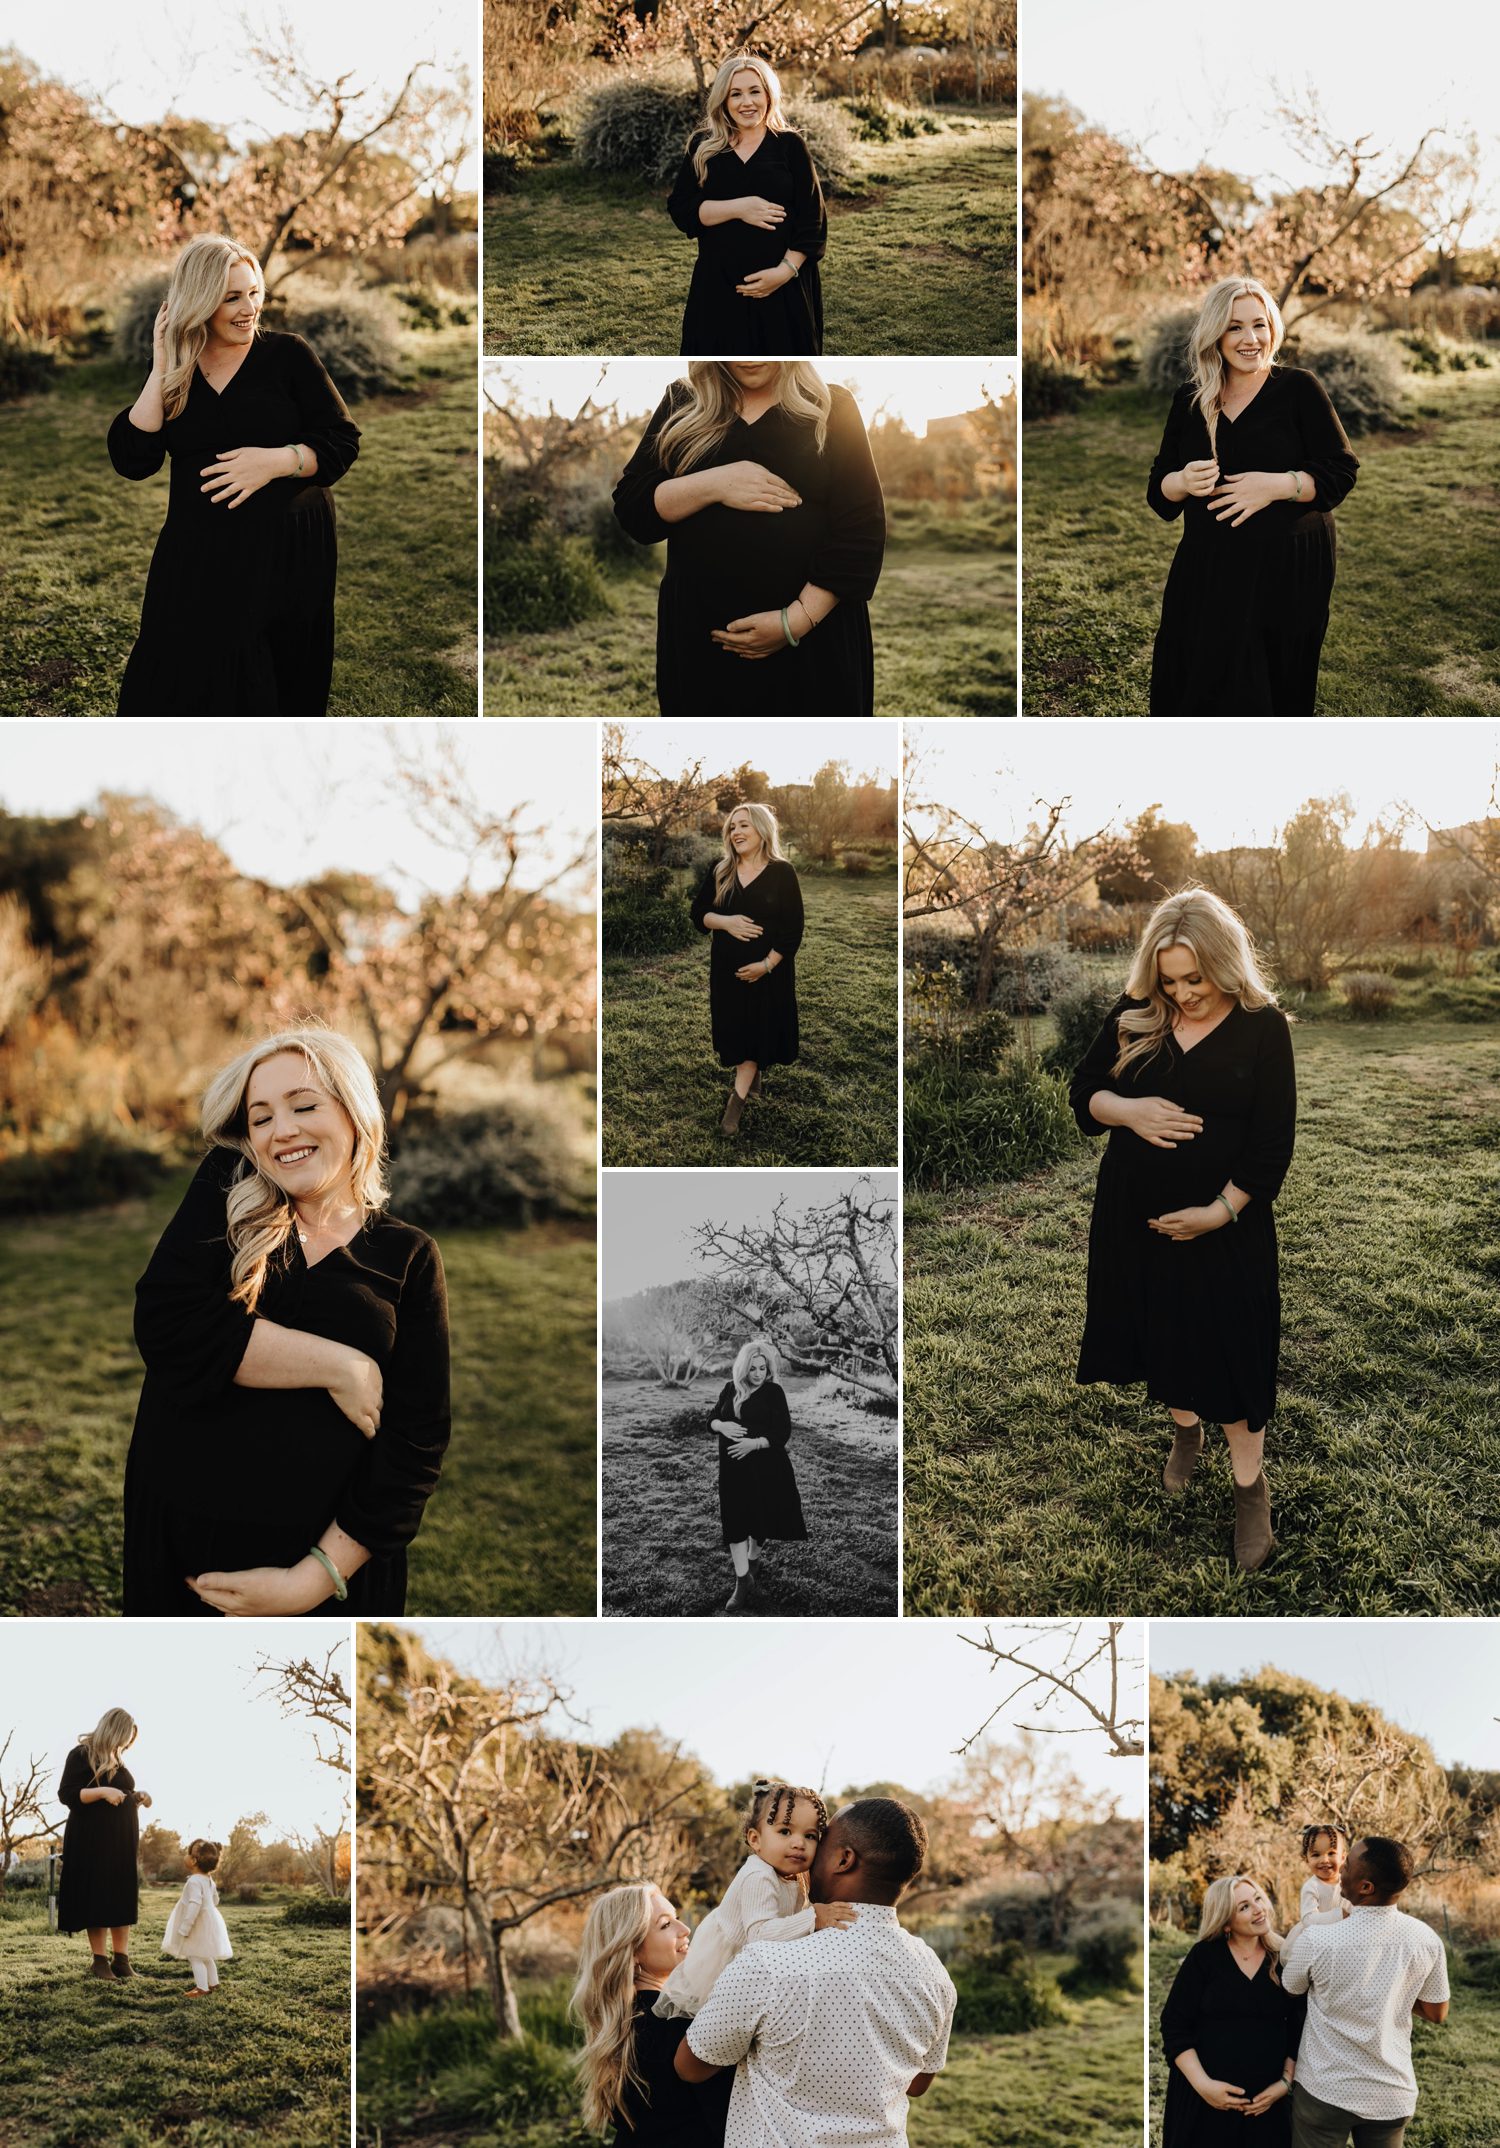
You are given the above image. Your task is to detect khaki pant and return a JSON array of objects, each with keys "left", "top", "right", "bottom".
[{"left": 1292, "top": 2081, "right": 1410, "bottom": 2148}]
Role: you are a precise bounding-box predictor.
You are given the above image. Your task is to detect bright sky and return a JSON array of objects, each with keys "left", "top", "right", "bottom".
[
  {"left": 388, "top": 1619, "right": 1146, "bottom": 1813},
  {"left": 601, "top": 1169, "right": 897, "bottom": 1297},
  {"left": 620, "top": 720, "right": 896, "bottom": 788},
  {"left": 5, "top": 1624, "right": 349, "bottom": 1840},
  {"left": 906, "top": 719, "right": 1500, "bottom": 851},
  {"left": 484, "top": 358, "right": 1018, "bottom": 435},
  {"left": 1, "top": 721, "right": 596, "bottom": 896},
  {"left": 1151, "top": 1621, "right": 1500, "bottom": 1771},
  {"left": 1025, "top": 0, "right": 1500, "bottom": 221},
  {"left": 16, "top": 2, "right": 477, "bottom": 189}
]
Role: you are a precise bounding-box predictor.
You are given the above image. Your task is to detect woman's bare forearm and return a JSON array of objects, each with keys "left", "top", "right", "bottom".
[
  {"left": 699, "top": 198, "right": 743, "bottom": 227},
  {"left": 235, "top": 1321, "right": 363, "bottom": 1392},
  {"left": 654, "top": 469, "right": 724, "bottom": 522},
  {"left": 128, "top": 368, "right": 167, "bottom": 433},
  {"left": 788, "top": 581, "right": 838, "bottom": 635},
  {"left": 1088, "top": 1091, "right": 1137, "bottom": 1128}
]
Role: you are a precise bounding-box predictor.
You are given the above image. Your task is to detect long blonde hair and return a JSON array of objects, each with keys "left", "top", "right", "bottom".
[
  {"left": 200, "top": 1026, "right": 389, "bottom": 1312},
  {"left": 160, "top": 235, "right": 265, "bottom": 420},
  {"left": 732, "top": 1335, "right": 780, "bottom": 1410},
  {"left": 712, "top": 800, "right": 787, "bottom": 906},
  {"left": 1113, "top": 887, "right": 1277, "bottom": 1079},
  {"left": 656, "top": 361, "right": 831, "bottom": 474},
  {"left": 78, "top": 1708, "right": 137, "bottom": 1783},
  {"left": 1199, "top": 1873, "right": 1285, "bottom": 1982},
  {"left": 1187, "top": 277, "right": 1285, "bottom": 460},
  {"left": 571, "top": 1884, "right": 655, "bottom": 2132},
  {"left": 690, "top": 52, "right": 789, "bottom": 184}
]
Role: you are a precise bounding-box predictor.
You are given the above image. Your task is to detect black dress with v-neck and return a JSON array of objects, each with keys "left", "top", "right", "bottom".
[
  {"left": 667, "top": 131, "right": 826, "bottom": 354},
  {"left": 1147, "top": 366, "right": 1358, "bottom": 717},
  {"left": 123, "top": 1149, "right": 450, "bottom": 1615},
  {"left": 107, "top": 331, "right": 360, "bottom": 718},
  {"left": 1161, "top": 1937, "right": 1304, "bottom": 2146},
  {"left": 1069, "top": 997, "right": 1296, "bottom": 1431},
  {"left": 690, "top": 857, "right": 804, "bottom": 1067},
  {"left": 57, "top": 1746, "right": 142, "bottom": 1934},
  {"left": 612, "top": 381, "right": 885, "bottom": 717}
]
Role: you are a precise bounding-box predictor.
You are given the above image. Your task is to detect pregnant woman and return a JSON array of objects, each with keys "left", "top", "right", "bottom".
[
  {"left": 667, "top": 53, "right": 826, "bottom": 356},
  {"left": 57, "top": 1708, "right": 152, "bottom": 1982},
  {"left": 612, "top": 360, "right": 885, "bottom": 718},
  {"left": 1161, "top": 1876, "right": 1304, "bottom": 2144},
  {"left": 690, "top": 801, "right": 804, "bottom": 1137},
  {"left": 709, "top": 1338, "right": 807, "bottom": 1614},
  {"left": 124, "top": 1026, "right": 450, "bottom": 1616},
  {"left": 1069, "top": 889, "right": 1296, "bottom": 1572},
  {"left": 1147, "top": 277, "right": 1359, "bottom": 717},
  {"left": 108, "top": 234, "right": 360, "bottom": 718},
  {"left": 573, "top": 1883, "right": 730, "bottom": 2147}
]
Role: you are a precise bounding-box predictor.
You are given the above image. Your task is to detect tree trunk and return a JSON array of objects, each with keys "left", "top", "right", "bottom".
[{"left": 469, "top": 1896, "right": 524, "bottom": 2038}]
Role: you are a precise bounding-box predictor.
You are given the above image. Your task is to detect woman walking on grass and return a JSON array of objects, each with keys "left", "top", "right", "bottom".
[
  {"left": 1146, "top": 278, "right": 1358, "bottom": 717},
  {"left": 1160, "top": 1876, "right": 1303, "bottom": 2145},
  {"left": 108, "top": 234, "right": 360, "bottom": 718},
  {"left": 612, "top": 360, "right": 885, "bottom": 718},
  {"left": 709, "top": 1337, "right": 807, "bottom": 1615},
  {"left": 667, "top": 53, "right": 827, "bottom": 357},
  {"left": 690, "top": 802, "right": 804, "bottom": 1137},
  {"left": 1069, "top": 889, "right": 1296, "bottom": 1572},
  {"left": 57, "top": 1708, "right": 152, "bottom": 1982}
]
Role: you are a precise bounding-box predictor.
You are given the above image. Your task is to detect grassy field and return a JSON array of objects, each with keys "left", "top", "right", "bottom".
[
  {"left": 0, "top": 1179, "right": 595, "bottom": 1617},
  {"left": 601, "top": 1370, "right": 898, "bottom": 1616},
  {"left": 1022, "top": 372, "right": 1500, "bottom": 716},
  {"left": 485, "top": 524, "right": 1016, "bottom": 718},
  {"left": 904, "top": 1017, "right": 1500, "bottom": 1616},
  {"left": 0, "top": 329, "right": 476, "bottom": 720},
  {"left": 484, "top": 113, "right": 1016, "bottom": 356},
  {"left": 0, "top": 1888, "right": 348, "bottom": 2148},
  {"left": 603, "top": 868, "right": 898, "bottom": 1166},
  {"left": 1149, "top": 1925, "right": 1500, "bottom": 2148}
]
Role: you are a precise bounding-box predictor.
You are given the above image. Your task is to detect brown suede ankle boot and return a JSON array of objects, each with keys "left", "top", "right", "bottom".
[
  {"left": 1163, "top": 1421, "right": 1204, "bottom": 1493},
  {"left": 748, "top": 1070, "right": 762, "bottom": 1097},
  {"left": 89, "top": 1954, "right": 115, "bottom": 1980},
  {"left": 720, "top": 1089, "right": 746, "bottom": 1135},
  {"left": 724, "top": 1572, "right": 757, "bottom": 1613},
  {"left": 1232, "top": 1470, "right": 1275, "bottom": 1572}
]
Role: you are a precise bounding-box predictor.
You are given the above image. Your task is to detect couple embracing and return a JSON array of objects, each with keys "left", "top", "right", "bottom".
[{"left": 573, "top": 1787, "right": 956, "bottom": 2146}]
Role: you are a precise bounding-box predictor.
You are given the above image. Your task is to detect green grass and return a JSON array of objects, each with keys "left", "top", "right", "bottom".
[
  {"left": 484, "top": 527, "right": 1016, "bottom": 717},
  {"left": 903, "top": 1018, "right": 1500, "bottom": 1616},
  {"left": 1149, "top": 1925, "right": 1500, "bottom": 2148},
  {"left": 1022, "top": 373, "right": 1500, "bottom": 716},
  {"left": 602, "top": 1371, "right": 898, "bottom": 1615},
  {"left": 484, "top": 115, "right": 1016, "bottom": 356},
  {"left": 0, "top": 1888, "right": 348, "bottom": 2148},
  {"left": 0, "top": 1180, "right": 595, "bottom": 1617},
  {"left": 603, "top": 868, "right": 899, "bottom": 1166},
  {"left": 910, "top": 1991, "right": 1143, "bottom": 2148},
  {"left": 0, "top": 330, "right": 477, "bottom": 719}
]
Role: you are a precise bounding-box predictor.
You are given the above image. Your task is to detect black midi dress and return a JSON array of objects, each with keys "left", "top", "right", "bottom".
[
  {"left": 1070, "top": 998, "right": 1296, "bottom": 1432},
  {"left": 616, "top": 1997, "right": 732, "bottom": 2147},
  {"left": 612, "top": 381, "right": 885, "bottom": 718},
  {"left": 690, "top": 858, "right": 804, "bottom": 1068},
  {"left": 57, "top": 1747, "right": 141, "bottom": 1934},
  {"left": 107, "top": 331, "right": 360, "bottom": 718},
  {"left": 712, "top": 1377, "right": 808, "bottom": 1546},
  {"left": 1161, "top": 1938, "right": 1305, "bottom": 2147},
  {"left": 123, "top": 1150, "right": 450, "bottom": 1616},
  {"left": 667, "top": 131, "right": 827, "bottom": 355},
  {"left": 1147, "top": 367, "right": 1359, "bottom": 718}
]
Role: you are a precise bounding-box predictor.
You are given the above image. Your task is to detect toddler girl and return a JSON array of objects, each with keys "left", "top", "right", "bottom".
[
  {"left": 654, "top": 1778, "right": 854, "bottom": 2019},
  {"left": 162, "top": 1838, "right": 234, "bottom": 1994},
  {"left": 1287, "top": 1823, "right": 1349, "bottom": 1941}
]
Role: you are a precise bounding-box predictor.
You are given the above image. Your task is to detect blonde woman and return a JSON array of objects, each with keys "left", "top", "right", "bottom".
[
  {"left": 667, "top": 53, "right": 827, "bottom": 355},
  {"left": 1146, "top": 277, "right": 1359, "bottom": 717},
  {"left": 613, "top": 359, "right": 885, "bottom": 718},
  {"left": 107, "top": 234, "right": 360, "bottom": 718},
  {"left": 690, "top": 802, "right": 804, "bottom": 1135},
  {"left": 708, "top": 1337, "right": 806, "bottom": 1614},
  {"left": 1068, "top": 890, "right": 1296, "bottom": 1571},
  {"left": 1160, "top": 1876, "right": 1303, "bottom": 2145},
  {"left": 57, "top": 1709, "right": 152, "bottom": 1982},
  {"left": 573, "top": 1882, "right": 729, "bottom": 2146},
  {"left": 123, "top": 1027, "right": 449, "bottom": 1617}
]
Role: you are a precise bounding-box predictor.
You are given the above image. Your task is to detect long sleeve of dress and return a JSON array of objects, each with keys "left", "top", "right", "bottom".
[
  {"left": 806, "top": 388, "right": 886, "bottom": 600},
  {"left": 1291, "top": 369, "right": 1358, "bottom": 509},
  {"left": 1068, "top": 996, "right": 1131, "bottom": 1136},
  {"left": 334, "top": 1235, "right": 451, "bottom": 1556},
  {"left": 1160, "top": 1941, "right": 1206, "bottom": 2063},
  {"left": 668, "top": 146, "right": 706, "bottom": 238},
  {"left": 613, "top": 390, "right": 680, "bottom": 546},
  {"left": 738, "top": 1857, "right": 816, "bottom": 1944},
  {"left": 782, "top": 133, "right": 827, "bottom": 261},
  {"left": 708, "top": 1380, "right": 737, "bottom": 1433},
  {"left": 763, "top": 866, "right": 804, "bottom": 960},
  {"left": 1234, "top": 1011, "right": 1296, "bottom": 1202},
  {"left": 691, "top": 866, "right": 717, "bottom": 933},
  {"left": 285, "top": 335, "right": 361, "bottom": 486},
  {"left": 108, "top": 409, "right": 168, "bottom": 480},
  {"left": 1147, "top": 388, "right": 1192, "bottom": 522},
  {"left": 172, "top": 1878, "right": 205, "bottom": 1945},
  {"left": 758, "top": 1383, "right": 793, "bottom": 1452},
  {"left": 133, "top": 1153, "right": 257, "bottom": 1405},
  {"left": 57, "top": 1747, "right": 89, "bottom": 1813}
]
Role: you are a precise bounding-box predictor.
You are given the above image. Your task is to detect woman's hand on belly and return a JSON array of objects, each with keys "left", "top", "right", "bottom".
[
  {"left": 1115, "top": 1095, "right": 1204, "bottom": 1148},
  {"left": 200, "top": 443, "right": 296, "bottom": 509},
  {"left": 726, "top": 1436, "right": 770, "bottom": 1460},
  {"left": 185, "top": 1560, "right": 331, "bottom": 1617},
  {"left": 711, "top": 609, "right": 789, "bottom": 659},
  {"left": 1209, "top": 470, "right": 1290, "bottom": 527},
  {"left": 713, "top": 461, "right": 802, "bottom": 514},
  {"left": 736, "top": 262, "right": 796, "bottom": 299},
  {"left": 1148, "top": 1202, "right": 1233, "bottom": 1242}
]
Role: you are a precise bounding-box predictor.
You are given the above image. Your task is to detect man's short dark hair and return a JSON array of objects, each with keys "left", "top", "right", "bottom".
[
  {"left": 1354, "top": 1836, "right": 1413, "bottom": 1897},
  {"left": 837, "top": 1798, "right": 928, "bottom": 1890}
]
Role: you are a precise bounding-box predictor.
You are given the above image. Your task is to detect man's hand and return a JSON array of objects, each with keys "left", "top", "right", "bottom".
[
  {"left": 1413, "top": 1999, "right": 1450, "bottom": 2024},
  {"left": 907, "top": 2074, "right": 936, "bottom": 2099}
]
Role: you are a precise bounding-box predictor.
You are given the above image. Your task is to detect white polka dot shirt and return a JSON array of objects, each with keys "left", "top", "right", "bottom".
[
  {"left": 685, "top": 1901, "right": 957, "bottom": 2148},
  {"left": 1281, "top": 1904, "right": 1449, "bottom": 2121}
]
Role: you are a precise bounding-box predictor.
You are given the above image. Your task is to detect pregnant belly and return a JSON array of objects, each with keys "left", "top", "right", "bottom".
[{"left": 1111, "top": 1123, "right": 1246, "bottom": 1213}]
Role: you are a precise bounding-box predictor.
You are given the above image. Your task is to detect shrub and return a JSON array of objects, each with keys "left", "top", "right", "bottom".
[
  {"left": 953, "top": 1940, "right": 1072, "bottom": 2035},
  {"left": 1285, "top": 326, "right": 1406, "bottom": 436},
  {"left": 989, "top": 944, "right": 1083, "bottom": 1014},
  {"left": 392, "top": 285, "right": 475, "bottom": 332},
  {"left": 362, "top": 1999, "right": 497, "bottom": 2102},
  {"left": 840, "top": 849, "right": 875, "bottom": 875},
  {"left": 388, "top": 1097, "right": 592, "bottom": 1229},
  {"left": 783, "top": 97, "right": 858, "bottom": 194},
  {"left": 486, "top": 494, "right": 610, "bottom": 634},
  {"left": 484, "top": 140, "right": 531, "bottom": 192},
  {"left": 1042, "top": 976, "right": 1122, "bottom": 1075},
  {"left": 282, "top": 288, "right": 406, "bottom": 400},
  {"left": 659, "top": 829, "right": 722, "bottom": 881},
  {"left": 1139, "top": 306, "right": 1200, "bottom": 397},
  {"left": 1022, "top": 350, "right": 1090, "bottom": 416},
  {"left": 1463, "top": 1943, "right": 1500, "bottom": 1991},
  {"left": 1059, "top": 1921, "right": 1139, "bottom": 1995},
  {"left": 1066, "top": 907, "right": 1137, "bottom": 954},
  {"left": 0, "top": 337, "right": 59, "bottom": 401},
  {"left": 282, "top": 1893, "right": 351, "bottom": 1927},
  {"left": 603, "top": 850, "right": 698, "bottom": 956},
  {"left": 0, "top": 1131, "right": 176, "bottom": 1217},
  {"left": 573, "top": 76, "right": 702, "bottom": 184},
  {"left": 1339, "top": 970, "right": 1398, "bottom": 1018},
  {"left": 906, "top": 962, "right": 1016, "bottom": 1065},
  {"left": 905, "top": 1049, "right": 1079, "bottom": 1191},
  {"left": 235, "top": 1884, "right": 263, "bottom": 1904},
  {"left": 114, "top": 274, "right": 171, "bottom": 371},
  {"left": 431, "top": 2036, "right": 578, "bottom": 2125}
]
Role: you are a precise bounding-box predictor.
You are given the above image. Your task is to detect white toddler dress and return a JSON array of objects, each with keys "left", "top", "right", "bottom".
[
  {"left": 1284, "top": 1872, "right": 1346, "bottom": 1946},
  {"left": 162, "top": 1873, "right": 234, "bottom": 1961},
  {"left": 654, "top": 1854, "right": 814, "bottom": 2020}
]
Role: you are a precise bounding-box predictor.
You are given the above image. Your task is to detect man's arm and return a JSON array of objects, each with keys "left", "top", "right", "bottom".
[
  {"left": 1413, "top": 1999, "right": 1449, "bottom": 2024},
  {"left": 676, "top": 2042, "right": 726, "bottom": 2083},
  {"left": 907, "top": 2073, "right": 936, "bottom": 2098},
  {"left": 676, "top": 1949, "right": 768, "bottom": 2084}
]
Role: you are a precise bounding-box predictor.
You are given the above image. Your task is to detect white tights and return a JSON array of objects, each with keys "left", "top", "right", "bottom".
[{"left": 191, "top": 1958, "right": 219, "bottom": 1992}]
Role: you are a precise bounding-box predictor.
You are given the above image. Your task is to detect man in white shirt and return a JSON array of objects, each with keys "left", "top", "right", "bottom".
[
  {"left": 676, "top": 1795, "right": 958, "bottom": 2147},
  {"left": 1281, "top": 1835, "right": 1450, "bottom": 2148}
]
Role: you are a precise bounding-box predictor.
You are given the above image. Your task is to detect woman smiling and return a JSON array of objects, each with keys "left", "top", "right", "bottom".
[
  {"left": 1161, "top": 1876, "right": 1303, "bottom": 2144},
  {"left": 690, "top": 801, "right": 804, "bottom": 1136}
]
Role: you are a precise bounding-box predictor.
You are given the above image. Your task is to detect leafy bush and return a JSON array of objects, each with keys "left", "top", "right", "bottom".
[
  {"left": 1286, "top": 327, "right": 1406, "bottom": 436},
  {"left": 602, "top": 849, "right": 698, "bottom": 956},
  {"left": 282, "top": 1893, "right": 351, "bottom": 1926},
  {"left": 484, "top": 140, "right": 532, "bottom": 192},
  {"left": 1398, "top": 330, "right": 1491, "bottom": 374},
  {"left": 1042, "top": 976, "right": 1122, "bottom": 1075},
  {"left": 1462, "top": 1943, "right": 1500, "bottom": 1991},
  {"left": 433, "top": 2036, "right": 578, "bottom": 2125},
  {"left": 905, "top": 1050, "right": 1079, "bottom": 1192},
  {"left": 114, "top": 274, "right": 172, "bottom": 371},
  {"left": 1139, "top": 306, "right": 1200, "bottom": 396},
  {"left": 1066, "top": 907, "right": 1138, "bottom": 954},
  {"left": 283, "top": 289, "right": 406, "bottom": 400},
  {"left": 1422, "top": 976, "right": 1500, "bottom": 1021},
  {"left": 486, "top": 494, "right": 610, "bottom": 634},
  {"left": 783, "top": 97, "right": 858, "bottom": 193},
  {"left": 989, "top": 944, "right": 1083, "bottom": 1014},
  {"left": 906, "top": 962, "right": 1015, "bottom": 1065},
  {"left": 388, "top": 1097, "right": 592, "bottom": 1229},
  {"left": 362, "top": 2000, "right": 497, "bottom": 2103},
  {"left": 0, "top": 337, "right": 59, "bottom": 401},
  {"left": 0, "top": 1131, "right": 176, "bottom": 1217},
  {"left": 1022, "top": 350, "right": 1089, "bottom": 416},
  {"left": 235, "top": 1884, "right": 263, "bottom": 1904},
  {"left": 1339, "top": 970, "right": 1398, "bottom": 1018},
  {"left": 840, "top": 849, "right": 874, "bottom": 875},
  {"left": 392, "top": 285, "right": 475, "bottom": 332},
  {"left": 953, "top": 1940, "right": 1072, "bottom": 2034},
  {"left": 1059, "top": 1921, "right": 1139, "bottom": 1995},
  {"left": 573, "top": 76, "right": 702, "bottom": 183}
]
